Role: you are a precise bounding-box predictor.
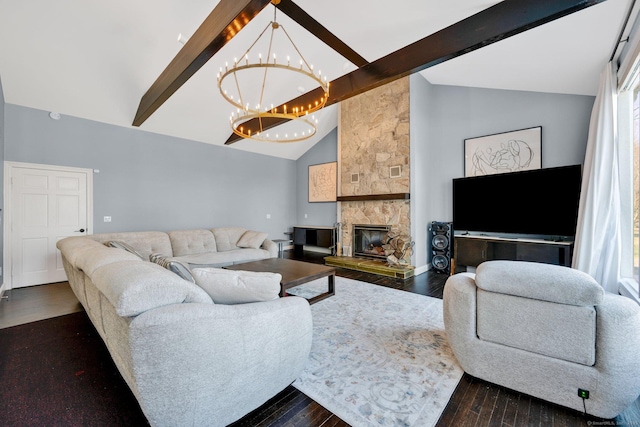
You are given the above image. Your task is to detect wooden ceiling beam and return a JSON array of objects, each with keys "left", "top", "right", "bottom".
[
  {"left": 275, "top": 0, "right": 368, "bottom": 67},
  {"left": 225, "top": 0, "right": 605, "bottom": 145},
  {"left": 132, "top": 0, "right": 272, "bottom": 127}
]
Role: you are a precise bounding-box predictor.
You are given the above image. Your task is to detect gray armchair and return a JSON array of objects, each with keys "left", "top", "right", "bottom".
[{"left": 443, "top": 260, "right": 640, "bottom": 418}]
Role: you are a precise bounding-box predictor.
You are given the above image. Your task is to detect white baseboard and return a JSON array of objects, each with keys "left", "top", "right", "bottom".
[{"left": 414, "top": 265, "right": 429, "bottom": 276}]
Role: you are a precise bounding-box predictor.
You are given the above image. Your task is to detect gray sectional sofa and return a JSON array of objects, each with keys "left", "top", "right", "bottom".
[
  {"left": 89, "top": 226, "right": 279, "bottom": 266},
  {"left": 56, "top": 227, "right": 313, "bottom": 427}
]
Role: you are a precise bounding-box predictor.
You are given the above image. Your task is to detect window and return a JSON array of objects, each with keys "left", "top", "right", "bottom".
[
  {"left": 634, "top": 88, "right": 639, "bottom": 289},
  {"left": 617, "top": 70, "right": 640, "bottom": 299}
]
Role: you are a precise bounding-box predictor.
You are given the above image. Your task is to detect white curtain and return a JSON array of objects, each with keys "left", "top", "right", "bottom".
[{"left": 573, "top": 62, "right": 622, "bottom": 293}]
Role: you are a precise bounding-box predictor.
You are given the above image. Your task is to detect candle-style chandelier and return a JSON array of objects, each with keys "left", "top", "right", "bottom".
[{"left": 217, "top": 0, "right": 330, "bottom": 143}]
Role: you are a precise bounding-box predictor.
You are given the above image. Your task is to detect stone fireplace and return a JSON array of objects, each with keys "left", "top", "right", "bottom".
[
  {"left": 352, "top": 224, "right": 391, "bottom": 260},
  {"left": 338, "top": 77, "right": 411, "bottom": 263}
]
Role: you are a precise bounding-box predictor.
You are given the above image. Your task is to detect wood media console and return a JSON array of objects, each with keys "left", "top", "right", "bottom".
[{"left": 293, "top": 226, "right": 336, "bottom": 255}]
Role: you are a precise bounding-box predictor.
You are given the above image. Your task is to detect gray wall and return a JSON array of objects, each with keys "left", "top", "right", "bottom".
[
  {"left": 5, "top": 104, "right": 297, "bottom": 239},
  {"left": 421, "top": 83, "right": 594, "bottom": 225},
  {"left": 295, "top": 128, "right": 338, "bottom": 227},
  {"left": 410, "top": 74, "right": 434, "bottom": 270},
  {"left": 408, "top": 78, "right": 594, "bottom": 269}
]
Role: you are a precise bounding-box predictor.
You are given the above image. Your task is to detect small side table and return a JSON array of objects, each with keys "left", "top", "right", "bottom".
[{"left": 272, "top": 239, "right": 292, "bottom": 258}]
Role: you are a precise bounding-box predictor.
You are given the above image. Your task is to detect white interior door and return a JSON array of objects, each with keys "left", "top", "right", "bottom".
[{"left": 10, "top": 164, "right": 92, "bottom": 288}]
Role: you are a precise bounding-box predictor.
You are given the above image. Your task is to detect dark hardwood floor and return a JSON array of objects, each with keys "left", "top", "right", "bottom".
[{"left": 2, "top": 250, "right": 639, "bottom": 426}]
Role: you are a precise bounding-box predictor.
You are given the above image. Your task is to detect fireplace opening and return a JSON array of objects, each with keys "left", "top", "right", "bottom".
[{"left": 353, "top": 224, "right": 391, "bottom": 260}]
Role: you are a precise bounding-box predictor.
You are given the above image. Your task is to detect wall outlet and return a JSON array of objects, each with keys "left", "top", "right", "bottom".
[
  {"left": 103, "top": 216, "right": 112, "bottom": 223},
  {"left": 266, "top": 214, "right": 271, "bottom": 219},
  {"left": 304, "top": 214, "right": 308, "bottom": 218}
]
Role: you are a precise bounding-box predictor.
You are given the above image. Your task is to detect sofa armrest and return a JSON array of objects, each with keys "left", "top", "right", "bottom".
[
  {"left": 128, "top": 297, "right": 312, "bottom": 426},
  {"left": 262, "top": 239, "right": 279, "bottom": 258},
  {"left": 443, "top": 272, "right": 479, "bottom": 372},
  {"left": 591, "top": 294, "right": 640, "bottom": 416}
]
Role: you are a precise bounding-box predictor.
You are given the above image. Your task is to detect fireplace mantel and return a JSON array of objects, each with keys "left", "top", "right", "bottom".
[{"left": 337, "top": 193, "right": 410, "bottom": 202}]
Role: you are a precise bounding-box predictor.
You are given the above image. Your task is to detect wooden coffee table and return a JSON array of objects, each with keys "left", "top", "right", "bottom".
[{"left": 225, "top": 258, "right": 335, "bottom": 304}]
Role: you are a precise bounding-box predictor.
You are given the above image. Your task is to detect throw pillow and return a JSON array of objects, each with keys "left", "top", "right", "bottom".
[
  {"left": 104, "top": 240, "right": 143, "bottom": 259},
  {"left": 149, "top": 253, "right": 195, "bottom": 283},
  {"left": 237, "top": 230, "right": 268, "bottom": 249},
  {"left": 191, "top": 268, "right": 281, "bottom": 304}
]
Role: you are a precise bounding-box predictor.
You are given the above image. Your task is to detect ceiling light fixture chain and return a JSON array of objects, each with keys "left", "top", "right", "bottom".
[{"left": 217, "top": 0, "right": 329, "bottom": 143}]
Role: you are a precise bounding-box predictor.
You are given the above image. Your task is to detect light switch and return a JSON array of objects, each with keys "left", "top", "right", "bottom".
[{"left": 104, "top": 216, "right": 112, "bottom": 223}]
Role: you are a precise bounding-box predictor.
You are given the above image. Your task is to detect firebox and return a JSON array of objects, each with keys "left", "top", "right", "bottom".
[{"left": 352, "top": 224, "right": 391, "bottom": 260}]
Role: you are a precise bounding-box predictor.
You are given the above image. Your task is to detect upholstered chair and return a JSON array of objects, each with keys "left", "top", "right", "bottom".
[{"left": 443, "top": 260, "right": 640, "bottom": 418}]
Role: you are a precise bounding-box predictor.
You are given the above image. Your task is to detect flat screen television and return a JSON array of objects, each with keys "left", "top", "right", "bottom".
[{"left": 453, "top": 165, "right": 582, "bottom": 239}]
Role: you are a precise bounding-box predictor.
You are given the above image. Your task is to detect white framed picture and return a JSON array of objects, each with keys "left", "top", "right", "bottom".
[{"left": 464, "top": 126, "right": 541, "bottom": 177}]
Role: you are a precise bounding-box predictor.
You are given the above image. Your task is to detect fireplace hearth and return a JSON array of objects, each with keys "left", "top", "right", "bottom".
[{"left": 353, "top": 224, "right": 391, "bottom": 260}]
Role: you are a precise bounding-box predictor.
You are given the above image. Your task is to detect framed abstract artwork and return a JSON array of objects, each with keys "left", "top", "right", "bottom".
[
  {"left": 308, "top": 161, "right": 337, "bottom": 202},
  {"left": 464, "top": 126, "right": 542, "bottom": 177}
]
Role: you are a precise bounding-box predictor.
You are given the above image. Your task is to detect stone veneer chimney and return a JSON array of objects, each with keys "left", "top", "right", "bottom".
[{"left": 339, "top": 77, "right": 411, "bottom": 254}]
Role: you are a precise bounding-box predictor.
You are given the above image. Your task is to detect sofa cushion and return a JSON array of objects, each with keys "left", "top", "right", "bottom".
[
  {"left": 104, "top": 240, "right": 144, "bottom": 259},
  {"left": 237, "top": 230, "right": 268, "bottom": 249},
  {"left": 75, "top": 245, "right": 143, "bottom": 276},
  {"left": 149, "top": 253, "right": 195, "bottom": 283},
  {"left": 191, "top": 268, "right": 281, "bottom": 305},
  {"left": 475, "top": 260, "right": 603, "bottom": 306},
  {"left": 90, "top": 231, "right": 173, "bottom": 260},
  {"left": 173, "top": 248, "right": 271, "bottom": 268},
  {"left": 477, "top": 288, "right": 597, "bottom": 366},
  {"left": 212, "top": 227, "right": 247, "bottom": 252},
  {"left": 91, "top": 261, "right": 213, "bottom": 317},
  {"left": 168, "top": 229, "right": 217, "bottom": 256},
  {"left": 57, "top": 237, "right": 107, "bottom": 265}
]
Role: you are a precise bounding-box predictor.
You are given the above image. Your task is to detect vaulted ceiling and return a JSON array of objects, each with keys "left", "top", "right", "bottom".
[{"left": 0, "top": 0, "right": 633, "bottom": 159}]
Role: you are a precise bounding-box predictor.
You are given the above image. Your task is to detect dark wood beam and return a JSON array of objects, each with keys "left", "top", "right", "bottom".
[
  {"left": 225, "top": 0, "right": 605, "bottom": 144},
  {"left": 132, "top": 0, "right": 272, "bottom": 127},
  {"left": 275, "top": 0, "right": 368, "bottom": 67}
]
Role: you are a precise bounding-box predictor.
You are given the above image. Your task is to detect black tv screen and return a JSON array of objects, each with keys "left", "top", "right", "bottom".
[{"left": 453, "top": 165, "right": 582, "bottom": 238}]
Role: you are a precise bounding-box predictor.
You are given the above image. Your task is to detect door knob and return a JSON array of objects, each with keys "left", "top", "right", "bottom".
[{"left": 75, "top": 228, "right": 85, "bottom": 233}]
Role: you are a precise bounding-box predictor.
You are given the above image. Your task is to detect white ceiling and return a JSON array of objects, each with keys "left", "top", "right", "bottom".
[{"left": 0, "top": 0, "right": 632, "bottom": 160}]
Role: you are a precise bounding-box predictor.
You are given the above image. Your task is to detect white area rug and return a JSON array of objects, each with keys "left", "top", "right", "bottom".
[{"left": 288, "top": 277, "right": 463, "bottom": 427}]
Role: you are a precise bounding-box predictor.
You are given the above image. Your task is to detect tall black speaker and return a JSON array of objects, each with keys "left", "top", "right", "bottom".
[{"left": 429, "top": 221, "right": 453, "bottom": 274}]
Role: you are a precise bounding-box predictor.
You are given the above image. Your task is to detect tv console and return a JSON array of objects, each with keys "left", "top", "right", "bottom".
[
  {"left": 293, "top": 226, "right": 336, "bottom": 255},
  {"left": 454, "top": 234, "right": 574, "bottom": 270}
]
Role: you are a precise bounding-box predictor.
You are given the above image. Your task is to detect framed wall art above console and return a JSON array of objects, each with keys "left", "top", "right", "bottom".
[{"left": 464, "top": 126, "right": 542, "bottom": 177}]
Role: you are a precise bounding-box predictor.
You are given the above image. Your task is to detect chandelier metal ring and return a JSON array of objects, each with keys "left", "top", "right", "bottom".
[
  {"left": 230, "top": 111, "right": 318, "bottom": 143},
  {"left": 216, "top": 2, "right": 329, "bottom": 143},
  {"left": 218, "top": 62, "right": 329, "bottom": 116}
]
